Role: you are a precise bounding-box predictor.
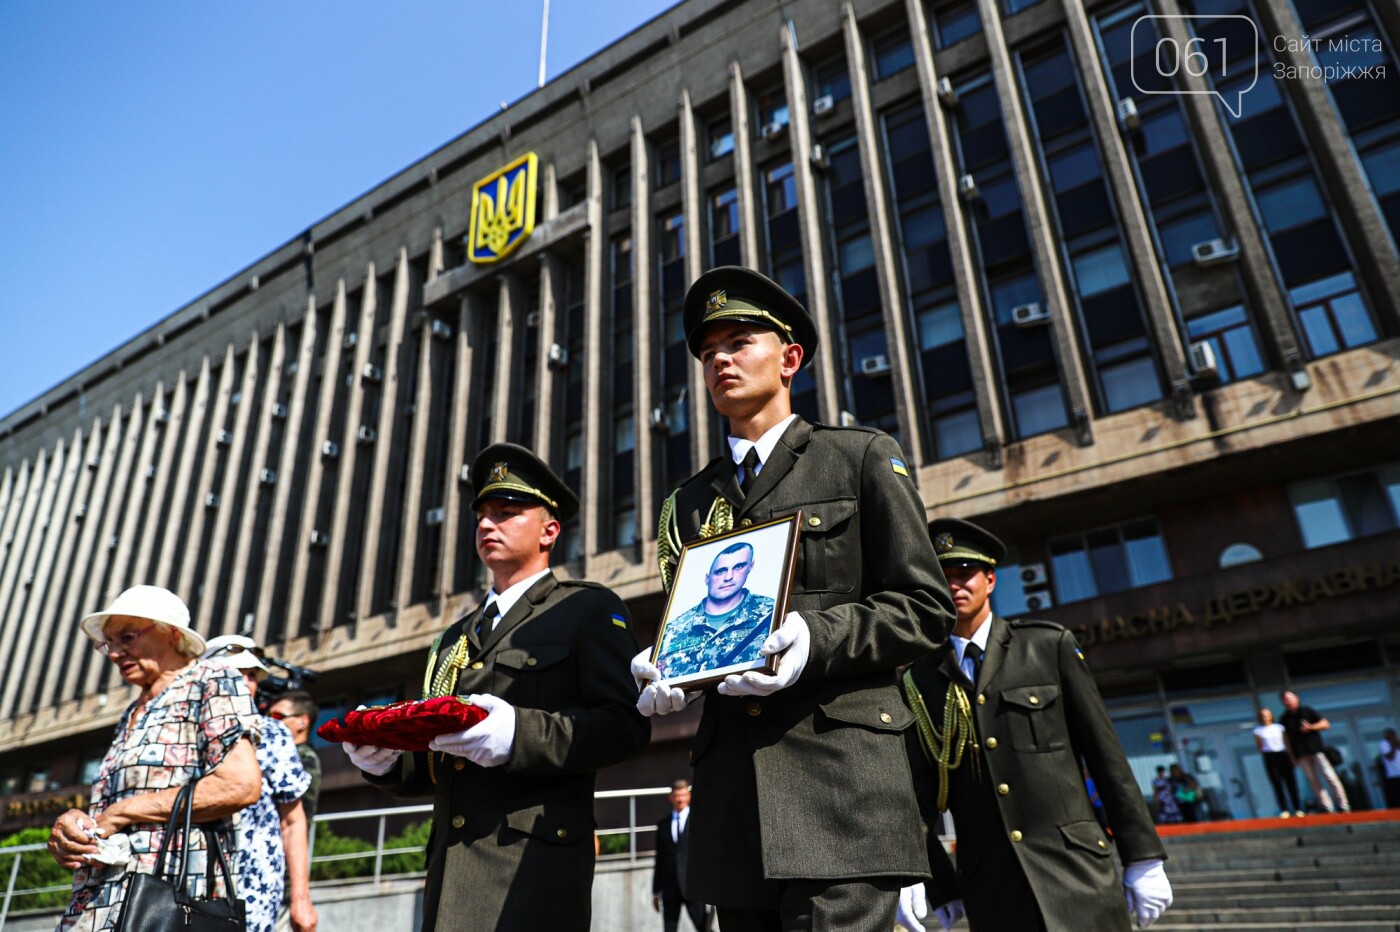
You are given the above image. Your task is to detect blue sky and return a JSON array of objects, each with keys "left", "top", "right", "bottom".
[{"left": 0, "top": 0, "right": 677, "bottom": 418}]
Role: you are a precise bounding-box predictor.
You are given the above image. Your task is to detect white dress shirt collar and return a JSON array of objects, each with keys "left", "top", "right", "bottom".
[
  {"left": 483, "top": 568, "right": 552, "bottom": 628},
  {"left": 949, "top": 614, "right": 993, "bottom": 667},
  {"left": 728, "top": 413, "right": 798, "bottom": 470}
]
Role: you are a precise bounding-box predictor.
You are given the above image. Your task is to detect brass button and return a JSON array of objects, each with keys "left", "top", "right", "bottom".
[
  {"left": 986, "top": 737, "right": 998, "bottom": 749},
  {"left": 470, "top": 661, "right": 484, "bottom": 670},
  {"left": 997, "top": 783, "right": 1009, "bottom": 796},
  {"left": 977, "top": 694, "right": 986, "bottom": 705},
  {"left": 879, "top": 712, "right": 893, "bottom": 724},
  {"left": 1010, "top": 830, "right": 1023, "bottom": 842},
  {"left": 808, "top": 516, "right": 822, "bottom": 528},
  {"left": 1097, "top": 840, "right": 1107, "bottom": 849},
  {"left": 556, "top": 828, "right": 568, "bottom": 839},
  {"left": 739, "top": 518, "right": 753, "bottom": 528},
  {"left": 453, "top": 759, "right": 466, "bottom": 771},
  {"left": 1029, "top": 695, "right": 1040, "bottom": 705},
  {"left": 526, "top": 657, "right": 538, "bottom": 667},
  {"left": 747, "top": 702, "right": 762, "bottom": 717},
  {"left": 451, "top": 815, "right": 465, "bottom": 829}
]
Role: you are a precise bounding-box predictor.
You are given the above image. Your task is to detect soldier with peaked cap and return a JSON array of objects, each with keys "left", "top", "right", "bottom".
[
  {"left": 342, "top": 443, "right": 650, "bottom": 932},
  {"left": 896, "top": 518, "right": 1172, "bottom": 932},
  {"left": 630, "top": 266, "right": 955, "bottom": 930}
]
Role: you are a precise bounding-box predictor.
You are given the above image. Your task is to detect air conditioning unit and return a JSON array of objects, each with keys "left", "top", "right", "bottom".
[
  {"left": 229, "top": 392, "right": 242, "bottom": 407},
  {"left": 810, "top": 143, "right": 829, "bottom": 170},
  {"left": 859, "top": 354, "right": 892, "bottom": 376},
  {"left": 216, "top": 430, "right": 234, "bottom": 446},
  {"left": 429, "top": 319, "right": 454, "bottom": 341},
  {"left": 812, "top": 94, "right": 835, "bottom": 116},
  {"left": 838, "top": 410, "right": 859, "bottom": 427},
  {"left": 958, "top": 174, "right": 979, "bottom": 201},
  {"left": 1024, "top": 591, "right": 1055, "bottom": 612},
  {"left": 271, "top": 403, "right": 289, "bottom": 420},
  {"left": 108, "top": 535, "right": 119, "bottom": 550},
  {"left": 759, "top": 120, "right": 787, "bottom": 140},
  {"left": 425, "top": 507, "right": 446, "bottom": 526},
  {"left": 310, "top": 530, "right": 330, "bottom": 548},
  {"left": 74, "top": 503, "right": 87, "bottom": 521},
  {"left": 87, "top": 454, "right": 101, "bottom": 470},
  {"left": 1191, "top": 237, "right": 1239, "bottom": 267},
  {"left": 1020, "top": 562, "right": 1049, "bottom": 587},
  {"left": 361, "top": 364, "right": 383, "bottom": 383},
  {"left": 153, "top": 409, "right": 170, "bottom": 425},
  {"left": 357, "top": 425, "right": 377, "bottom": 444},
  {"left": 1116, "top": 97, "right": 1140, "bottom": 130},
  {"left": 205, "top": 493, "right": 221, "bottom": 509},
  {"left": 321, "top": 440, "right": 340, "bottom": 459},
  {"left": 1189, "top": 341, "right": 1220, "bottom": 379},
  {"left": 1012, "top": 302, "right": 1050, "bottom": 327},
  {"left": 649, "top": 406, "right": 669, "bottom": 431},
  {"left": 459, "top": 464, "right": 472, "bottom": 483},
  {"left": 258, "top": 468, "right": 277, "bottom": 485},
  {"left": 547, "top": 343, "right": 570, "bottom": 370},
  {"left": 526, "top": 311, "right": 541, "bottom": 328},
  {"left": 343, "top": 332, "right": 358, "bottom": 350},
  {"left": 936, "top": 76, "right": 958, "bottom": 106},
  {"left": 144, "top": 464, "right": 157, "bottom": 479}
]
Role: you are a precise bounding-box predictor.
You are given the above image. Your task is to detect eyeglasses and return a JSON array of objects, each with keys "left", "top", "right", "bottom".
[
  {"left": 268, "top": 710, "right": 307, "bottom": 722},
  {"left": 207, "top": 643, "right": 266, "bottom": 660},
  {"left": 93, "top": 623, "right": 158, "bottom": 655}
]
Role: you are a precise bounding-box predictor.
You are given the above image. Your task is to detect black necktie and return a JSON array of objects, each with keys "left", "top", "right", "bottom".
[
  {"left": 965, "top": 643, "right": 984, "bottom": 686},
  {"left": 738, "top": 448, "right": 761, "bottom": 496},
  {"left": 474, "top": 600, "right": 499, "bottom": 639}
]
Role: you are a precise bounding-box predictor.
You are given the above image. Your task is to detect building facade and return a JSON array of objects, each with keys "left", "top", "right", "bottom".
[{"left": 2, "top": 0, "right": 1398, "bottom": 833}]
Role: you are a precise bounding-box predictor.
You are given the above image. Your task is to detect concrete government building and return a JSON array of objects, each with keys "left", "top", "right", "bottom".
[{"left": 2, "top": 0, "right": 1398, "bottom": 835}]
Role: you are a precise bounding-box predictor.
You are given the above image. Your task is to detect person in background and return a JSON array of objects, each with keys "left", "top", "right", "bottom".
[
  {"left": 205, "top": 636, "right": 316, "bottom": 932},
  {"left": 1254, "top": 708, "right": 1304, "bottom": 817},
  {"left": 1152, "top": 766, "right": 1182, "bottom": 825},
  {"left": 1378, "top": 728, "right": 1400, "bottom": 809},
  {"left": 269, "top": 690, "right": 322, "bottom": 932},
  {"left": 47, "top": 586, "right": 262, "bottom": 931},
  {"left": 1280, "top": 690, "right": 1351, "bottom": 813},
  {"left": 1168, "top": 764, "right": 1202, "bottom": 823},
  {"left": 653, "top": 780, "right": 709, "bottom": 932}
]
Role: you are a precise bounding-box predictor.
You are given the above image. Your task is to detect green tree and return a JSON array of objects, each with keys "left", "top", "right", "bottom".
[{"left": 1, "top": 826, "right": 73, "bottom": 910}]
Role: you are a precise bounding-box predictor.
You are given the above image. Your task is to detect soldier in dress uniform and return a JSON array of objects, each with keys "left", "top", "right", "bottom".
[
  {"left": 657, "top": 542, "right": 776, "bottom": 680},
  {"left": 342, "top": 443, "right": 650, "bottom": 932},
  {"left": 631, "top": 266, "right": 954, "bottom": 931},
  {"left": 896, "top": 518, "right": 1173, "bottom": 932}
]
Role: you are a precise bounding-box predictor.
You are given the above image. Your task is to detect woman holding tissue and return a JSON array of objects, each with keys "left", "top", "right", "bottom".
[{"left": 46, "top": 586, "right": 262, "bottom": 931}]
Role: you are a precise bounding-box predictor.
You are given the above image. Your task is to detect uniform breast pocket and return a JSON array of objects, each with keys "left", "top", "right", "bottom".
[
  {"left": 774, "top": 497, "right": 858, "bottom": 595},
  {"left": 493, "top": 644, "right": 571, "bottom": 707},
  {"left": 1000, "top": 684, "right": 1065, "bottom": 753}
]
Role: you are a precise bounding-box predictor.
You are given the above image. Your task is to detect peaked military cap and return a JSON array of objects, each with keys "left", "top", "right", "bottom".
[
  {"left": 684, "top": 266, "right": 819, "bottom": 368},
  {"left": 930, "top": 517, "right": 1005, "bottom": 568},
  {"left": 469, "top": 442, "right": 579, "bottom": 520}
]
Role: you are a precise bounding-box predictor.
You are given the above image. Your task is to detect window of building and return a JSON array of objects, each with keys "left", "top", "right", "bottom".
[
  {"left": 1004, "top": 0, "right": 1045, "bottom": 13},
  {"left": 756, "top": 89, "right": 790, "bottom": 130},
  {"left": 1185, "top": 305, "right": 1265, "bottom": 383},
  {"left": 1289, "top": 464, "right": 1400, "bottom": 549},
  {"left": 1290, "top": 271, "right": 1378, "bottom": 358},
  {"left": 655, "top": 140, "right": 682, "bottom": 189},
  {"left": 932, "top": 0, "right": 982, "bottom": 48},
  {"left": 708, "top": 117, "right": 734, "bottom": 161},
  {"left": 1049, "top": 519, "right": 1173, "bottom": 603},
  {"left": 612, "top": 165, "right": 631, "bottom": 211},
  {"left": 872, "top": 28, "right": 916, "bottom": 80},
  {"left": 710, "top": 186, "right": 741, "bottom": 267},
  {"left": 766, "top": 162, "right": 797, "bottom": 216},
  {"left": 614, "top": 506, "right": 637, "bottom": 549},
  {"left": 814, "top": 56, "right": 852, "bottom": 104}
]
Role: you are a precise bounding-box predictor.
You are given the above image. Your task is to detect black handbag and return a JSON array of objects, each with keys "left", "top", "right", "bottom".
[{"left": 114, "top": 778, "right": 246, "bottom": 931}]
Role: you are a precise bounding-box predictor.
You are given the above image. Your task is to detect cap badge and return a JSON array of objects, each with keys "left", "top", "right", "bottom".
[
  {"left": 933, "top": 532, "right": 954, "bottom": 555},
  {"left": 706, "top": 289, "right": 728, "bottom": 313},
  {"left": 488, "top": 462, "right": 509, "bottom": 483}
]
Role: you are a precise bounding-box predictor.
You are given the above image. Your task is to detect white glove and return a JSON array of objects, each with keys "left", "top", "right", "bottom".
[
  {"left": 1123, "top": 859, "right": 1172, "bottom": 928},
  {"left": 342, "top": 742, "right": 401, "bottom": 776},
  {"left": 716, "top": 612, "right": 809, "bottom": 697},
  {"left": 631, "top": 646, "right": 697, "bottom": 716},
  {"left": 896, "top": 883, "right": 927, "bottom": 932},
  {"left": 428, "top": 693, "right": 516, "bottom": 767},
  {"left": 933, "top": 899, "right": 965, "bottom": 930}
]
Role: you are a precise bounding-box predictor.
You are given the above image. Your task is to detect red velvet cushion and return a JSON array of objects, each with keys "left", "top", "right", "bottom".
[{"left": 316, "top": 696, "right": 488, "bottom": 751}]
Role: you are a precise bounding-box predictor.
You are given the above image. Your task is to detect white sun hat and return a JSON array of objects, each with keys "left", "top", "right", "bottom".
[
  {"left": 203, "top": 634, "right": 271, "bottom": 680},
  {"left": 80, "top": 585, "right": 205, "bottom": 657}
]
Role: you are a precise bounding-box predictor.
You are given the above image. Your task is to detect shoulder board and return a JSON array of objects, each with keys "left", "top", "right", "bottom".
[
  {"left": 809, "top": 421, "right": 879, "bottom": 435},
  {"left": 556, "top": 578, "right": 611, "bottom": 593},
  {"left": 1008, "top": 617, "right": 1066, "bottom": 632}
]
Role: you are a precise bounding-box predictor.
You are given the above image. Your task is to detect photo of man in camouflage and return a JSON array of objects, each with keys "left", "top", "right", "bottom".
[{"left": 656, "top": 542, "right": 776, "bottom": 681}]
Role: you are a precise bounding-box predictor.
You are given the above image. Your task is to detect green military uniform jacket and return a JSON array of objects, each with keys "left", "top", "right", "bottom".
[
  {"left": 661, "top": 417, "right": 954, "bottom": 907},
  {"left": 903, "top": 615, "right": 1166, "bottom": 932},
  {"left": 367, "top": 572, "right": 650, "bottom": 932}
]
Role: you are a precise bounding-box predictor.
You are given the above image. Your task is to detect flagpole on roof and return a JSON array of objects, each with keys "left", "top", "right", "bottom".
[{"left": 538, "top": 0, "right": 551, "bottom": 88}]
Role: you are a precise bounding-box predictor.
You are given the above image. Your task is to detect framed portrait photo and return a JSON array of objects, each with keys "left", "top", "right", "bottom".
[{"left": 649, "top": 511, "right": 803, "bottom": 691}]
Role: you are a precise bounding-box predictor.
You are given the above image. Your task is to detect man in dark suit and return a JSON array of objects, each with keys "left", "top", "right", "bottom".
[
  {"left": 631, "top": 267, "right": 954, "bottom": 930},
  {"left": 343, "top": 443, "right": 650, "bottom": 932},
  {"left": 898, "top": 518, "right": 1172, "bottom": 932},
  {"left": 653, "top": 779, "right": 709, "bottom": 931}
]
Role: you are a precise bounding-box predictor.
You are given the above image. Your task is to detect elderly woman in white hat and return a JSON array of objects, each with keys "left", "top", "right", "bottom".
[
  {"left": 47, "top": 585, "right": 262, "bottom": 931},
  {"left": 204, "top": 635, "right": 317, "bottom": 932}
]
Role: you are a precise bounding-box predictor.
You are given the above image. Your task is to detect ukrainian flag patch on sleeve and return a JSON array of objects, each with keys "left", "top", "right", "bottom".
[
  {"left": 890, "top": 457, "right": 910, "bottom": 477},
  {"left": 611, "top": 614, "right": 628, "bottom": 629},
  {"left": 1075, "top": 647, "right": 1086, "bottom": 662}
]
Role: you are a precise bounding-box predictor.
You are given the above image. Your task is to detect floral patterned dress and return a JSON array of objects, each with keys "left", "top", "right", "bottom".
[
  {"left": 233, "top": 717, "right": 310, "bottom": 932},
  {"left": 58, "top": 659, "right": 261, "bottom": 931}
]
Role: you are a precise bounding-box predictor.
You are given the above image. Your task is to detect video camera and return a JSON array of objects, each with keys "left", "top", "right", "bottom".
[{"left": 256, "top": 656, "right": 320, "bottom": 713}]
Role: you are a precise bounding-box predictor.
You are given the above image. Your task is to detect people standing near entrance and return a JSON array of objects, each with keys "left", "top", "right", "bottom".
[
  {"left": 344, "top": 443, "right": 650, "bottom": 932},
  {"left": 1280, "top": 690, "right": 1351, "bottom": 813},
  {"left": 1152, "top": 766, "right": 1182, "bottom": 824},
  {"left": 1379, "top": 728, "right": 1400, "bottom": 809},
  {"left": 1254, "top": 708, "right": 1304, "bottom": 817},
  {"left": 653, "top": 780, "right": 709, "bottom": 932},
  {"left": 897, "top": 518, "right": 1171, "bottom": 932},
  {"left": 631, "top": 267, "right": 954, "bottom": 930},
  {"left": 1169, "top": 764, "right": 1202, "bottom": 823}
]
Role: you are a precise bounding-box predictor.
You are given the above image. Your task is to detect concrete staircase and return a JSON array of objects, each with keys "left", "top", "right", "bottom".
[{"left": 1154, "top": 815, "right": 1400, "bottom": 931}]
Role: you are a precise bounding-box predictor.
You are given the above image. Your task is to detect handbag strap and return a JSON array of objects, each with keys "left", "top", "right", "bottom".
[
  {"left": 200, "top": 824, "right": 240, "bottom": 899},
  {"left": 170, "top": 775, "right": 201, "bottom": 892},
  {"left": 151, "top": 779, "right": 198, "bottom": 880}
]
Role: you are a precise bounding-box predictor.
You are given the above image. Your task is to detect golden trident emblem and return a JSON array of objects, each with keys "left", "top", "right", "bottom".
[
  {"left": 488, "top": 462, "right": 509, "bottom": 483},
  {"left": 706, "top": 289, "right": 728, "bottom": 313},
  {"left": 468, "top": 152, "right": 539, "bottom": 263}
]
